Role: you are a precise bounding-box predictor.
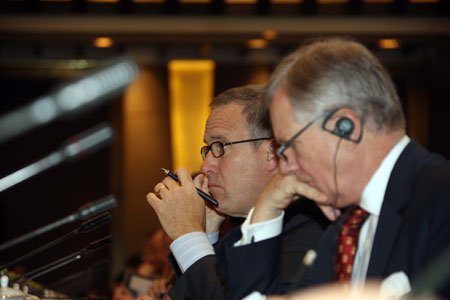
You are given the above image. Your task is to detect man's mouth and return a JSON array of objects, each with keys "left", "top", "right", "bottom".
[{"left": 208, "top": 183, "right": 222, "bottom": 190}]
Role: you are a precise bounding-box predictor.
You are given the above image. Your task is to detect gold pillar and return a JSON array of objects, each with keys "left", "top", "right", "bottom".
[
  {"left": 118, "top": 66, "right": 171, "bottom": 267},
  {"left": 168, "top": 60, "right": 215, "bottom": 173}
]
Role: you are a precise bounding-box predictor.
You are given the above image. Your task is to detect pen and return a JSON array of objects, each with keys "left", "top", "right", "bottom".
[{"left": 161, "top": 168, "right": 219, "bottom": 207}]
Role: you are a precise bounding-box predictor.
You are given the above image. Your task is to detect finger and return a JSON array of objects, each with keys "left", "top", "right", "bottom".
[
  {"left": 154, "top": 185, "right": 169, "bottom": 198},
  {"left": 146, "top": 192, "right": 162, "bottom": 209},
  {"left": 317, "top": 204, "right": 341, "bottom": 221},
  {"left": 292, "top": 181, "right": 327, "bottom": 203},
  {"left": 193, "top": 173, "right": 204, "bottom": 189},
  {"left": 154, "top": 183, "right": 167, "bottom": 194},
  {"left": 201, "top": 175, "right": 209, "bottom": 194},
  {"left": 205, "top": 205, "right": 213, "bottom": 214},
  {"left": 176, "top": 168, "right": 192, "bottom": 185},
  {"left": 162, "top": 176, "right": 179, "bottom": 189}
]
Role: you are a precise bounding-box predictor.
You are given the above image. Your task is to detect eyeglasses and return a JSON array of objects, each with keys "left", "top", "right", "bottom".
[
  {"left": 276, "top": 115, "right": 321, "bottom": 161},
  {"left": 201, "top": 137, "right": 271, "bottom": 160}
]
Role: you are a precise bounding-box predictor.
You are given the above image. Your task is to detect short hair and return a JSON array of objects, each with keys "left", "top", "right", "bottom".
[
  {"left": 211, "top": 85, "right": 273, "bottom": 139},
  {"left": 265, "top": 37, "right": 406, "bottom": 132}
]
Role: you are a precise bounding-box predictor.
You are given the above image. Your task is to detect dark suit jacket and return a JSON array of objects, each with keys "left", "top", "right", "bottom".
[
  {"left": 224, "top": 140, "right": 450, "bottom": 299},
  {"left": 168, "top": 198, "right": 329, "bottom": 300}
]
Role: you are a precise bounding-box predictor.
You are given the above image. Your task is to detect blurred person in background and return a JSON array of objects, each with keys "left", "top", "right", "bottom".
[{"left": 112, "top": 229, "right": 172, "bottom": 300}]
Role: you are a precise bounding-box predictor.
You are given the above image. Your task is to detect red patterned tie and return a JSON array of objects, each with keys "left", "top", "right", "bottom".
[{"left": 334, "top": 206, "right": 369, "bottom": 283}]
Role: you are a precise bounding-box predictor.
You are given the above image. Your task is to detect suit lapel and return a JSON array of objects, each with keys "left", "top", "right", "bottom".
[
  {"left": 367, "top": 141, "right": 427, "bottom": 277},
  {"left": 367, "top": 201, "right": 403, "bottom": 277}
]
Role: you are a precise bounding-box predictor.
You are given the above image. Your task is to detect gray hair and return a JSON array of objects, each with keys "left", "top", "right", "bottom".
[
  {"left": 211, "top": 85, "right": 273, "bottom": 139},
  {"left": 265, "top": 37, "right": 405, "bottom": 132}
]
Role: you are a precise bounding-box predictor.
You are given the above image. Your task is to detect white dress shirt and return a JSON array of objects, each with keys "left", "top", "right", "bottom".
[{"left": 351, "top": 135, "right": 410, "bottom": 290}]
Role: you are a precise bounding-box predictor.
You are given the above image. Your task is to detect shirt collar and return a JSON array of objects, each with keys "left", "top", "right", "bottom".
[{"left": 360, "top": 135, "right": 410, "bottom": 216}]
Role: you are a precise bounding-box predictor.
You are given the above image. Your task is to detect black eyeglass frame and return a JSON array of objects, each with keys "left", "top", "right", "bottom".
[
  {"left": 276, "top": 115, "right": 322, "bottom": 161},
  {"left": 201, "top": 137, "right": 271, "bottom": 160}
]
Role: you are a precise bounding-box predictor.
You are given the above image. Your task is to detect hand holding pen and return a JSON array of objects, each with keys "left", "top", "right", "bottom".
[
  {"left": 147, "top": 168, "right": 218, "bottom": 240},
  {"left": 162, "top": 168, "right": 218, "bottom": 206}
]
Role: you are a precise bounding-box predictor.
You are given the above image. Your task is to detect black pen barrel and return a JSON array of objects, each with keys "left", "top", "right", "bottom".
[
  {"left": 163, "top": 169, "right": 218, "bottom": 206},
  {"left": 197, "top": 188, "right": 218, "bottom": 206}
]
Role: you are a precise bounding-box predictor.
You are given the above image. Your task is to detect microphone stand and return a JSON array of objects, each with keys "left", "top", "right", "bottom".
[
  {"left": 0, "top": 123, "right": 114, "bottom": 194},
  {"left": 45, "top": 259, "right": 109, "bottom": 292},
  {"left": 0, "top": 195, "right": 116, "bottom": 252},
  {"left": 0, "top": 213, "right": 111, "bottom": 272},
  {"left": 11, "top": 236, "right": 113, "bottom": 284}
]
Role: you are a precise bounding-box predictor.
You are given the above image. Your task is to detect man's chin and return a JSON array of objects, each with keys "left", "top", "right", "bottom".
[
  {"left": 215, "top": 205, "right": 241, "bottom": 218},
  {"left": 213, "top": 206, "right": 228, "bottom": 218},
  {"left": 215, "top": 205, "right": 228, "bottom": 216},
  {"left": 220, "top": 207, "right": 248, "bottom": 218}
]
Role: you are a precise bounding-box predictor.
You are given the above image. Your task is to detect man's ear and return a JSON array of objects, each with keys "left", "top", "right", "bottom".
[
  {"left": 265, "top": 140, "right": 278, "bottom": 172},
  {"left": 322, "top": 107, "right": 363, "bottom": 144}
]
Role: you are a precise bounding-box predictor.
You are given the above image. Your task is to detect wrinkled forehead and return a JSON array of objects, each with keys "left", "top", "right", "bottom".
[{"left": 204, "top": 104, "right": 250, "bottom": 142}]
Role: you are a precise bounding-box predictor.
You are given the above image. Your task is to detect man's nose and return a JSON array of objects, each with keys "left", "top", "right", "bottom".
[{"left": 200, "top": 151, "right": 219, "bottom": 174}]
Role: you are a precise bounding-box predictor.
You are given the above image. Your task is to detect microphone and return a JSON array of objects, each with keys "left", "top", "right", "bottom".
[
  {"left": 0, "top": 58, "right": 138, "bottom": 144},
  {"left": 289, "top": 249, "right": 317, "bottom": 292},
  {"left": 0, "top": 123, "right": 114, "bottom": 193},
  {"left": 0, "top": 212, "right": 112, "bottom": 272},
  {"left": 76, "top": 195, "right": 117, "bottom": 221},
  {"left": 0, "top": 195, "right": 116, "bottom": 252},
  {"left": 11, "top": 235, "right": 114, "bottom": 284}
]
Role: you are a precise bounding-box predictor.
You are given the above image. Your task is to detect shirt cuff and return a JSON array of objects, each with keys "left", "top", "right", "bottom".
[
  {"left": 234, "top": 207, "right": 284, "bottom": 247},
  {"left": 207, "top": 231, "right": 219, "bottom": 244},
  {"left": 170, "top": 232, "right": 215, "bottom": 273}
]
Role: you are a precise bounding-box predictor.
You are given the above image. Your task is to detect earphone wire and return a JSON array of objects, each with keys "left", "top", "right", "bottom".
[{"left": 332, "top": 138, "right": 343, "bottom": 220}]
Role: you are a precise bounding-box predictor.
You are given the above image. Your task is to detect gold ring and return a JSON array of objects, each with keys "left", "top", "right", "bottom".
[{"left": 157, "top": 186, "right": 167, "bottom": 194}]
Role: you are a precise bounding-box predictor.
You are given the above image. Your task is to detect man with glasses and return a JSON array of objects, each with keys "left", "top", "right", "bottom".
[
  {"left": 146, "top": 85, "right": 328, "bottom": 300},
  {"left": 222, "top": 38, "right": 450, "bottom": 300}
]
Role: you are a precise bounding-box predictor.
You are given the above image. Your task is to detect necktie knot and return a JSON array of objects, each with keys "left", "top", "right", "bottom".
[{"left": 342, "top": 207, "right": 369, "bottom": 236}]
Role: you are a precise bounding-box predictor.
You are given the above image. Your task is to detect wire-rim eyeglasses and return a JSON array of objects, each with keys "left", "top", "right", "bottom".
[
  {"left": 275, "top": 115, "right": 322, "bottom": 161},
  {"left": 201, "top": 137, "right": 271, "bottom": 160}
]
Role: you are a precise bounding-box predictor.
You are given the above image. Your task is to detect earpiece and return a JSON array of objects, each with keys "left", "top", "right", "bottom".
[
  {"left": 333, "top": 117, "right": 354, "bottom": 139},
  {"left": 322, "top": 108, "right": 362, "bottom": 143}
]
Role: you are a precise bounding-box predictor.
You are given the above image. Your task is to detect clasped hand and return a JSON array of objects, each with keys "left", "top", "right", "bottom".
[{"left": 252, "top": 173, "right": 340, "bottom": 224}]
